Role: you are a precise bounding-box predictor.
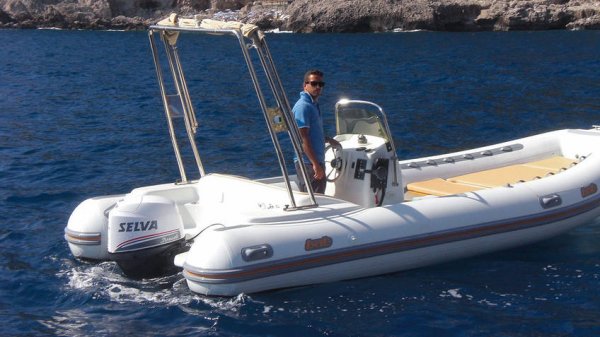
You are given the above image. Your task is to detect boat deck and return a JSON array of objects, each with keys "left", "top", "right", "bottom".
[{"left": 406, "top": 156, "right": 578, "bottom": 198}]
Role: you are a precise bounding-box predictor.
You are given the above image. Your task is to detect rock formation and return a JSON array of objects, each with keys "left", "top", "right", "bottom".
[
  {"left": 284, "top": 0, "right": 600, "bottom": 32},
  {"left": 0, "top": 0, "right": 599, "bottom": 31}
]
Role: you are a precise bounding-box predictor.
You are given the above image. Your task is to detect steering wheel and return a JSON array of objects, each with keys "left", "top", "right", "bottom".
[{"left": 324, "top": 141, "right": 343, "bottom": 182}]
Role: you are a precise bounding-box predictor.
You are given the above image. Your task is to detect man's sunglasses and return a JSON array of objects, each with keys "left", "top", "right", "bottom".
[{"left": 306, "top": 81, "right": 325, "bottom": 88}]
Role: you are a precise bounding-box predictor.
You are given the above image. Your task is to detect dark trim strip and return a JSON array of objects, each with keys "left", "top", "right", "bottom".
[
  {"left": 185, "top": 191, "right": 600, "bottom": 284},
  {"left": 64, "top": 228, "right": 101, "bottom": 245}
]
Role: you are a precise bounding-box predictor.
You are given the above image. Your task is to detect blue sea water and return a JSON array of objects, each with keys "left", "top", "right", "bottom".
[{"left": 1, "top": 28, "right": 600, "bottom": 336}]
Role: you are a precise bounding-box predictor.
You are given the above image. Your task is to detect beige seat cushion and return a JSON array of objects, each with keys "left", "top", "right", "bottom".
[
  {"left": 407, "top": 178, "right": 483, "bottom": 196},
  {"left": 406, "top": 156, "right": 577, "bottom": 197},
  {"left": 450, "top": 165, "right": 553, "bottom": 188},
  {"left": 522, "top": 156, "right": 577, "bottom": 172}
]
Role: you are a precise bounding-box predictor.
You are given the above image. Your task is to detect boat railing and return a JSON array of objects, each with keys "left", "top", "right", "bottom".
[{"left": 148, "top": 14, "right": 318, "bottom": 210}]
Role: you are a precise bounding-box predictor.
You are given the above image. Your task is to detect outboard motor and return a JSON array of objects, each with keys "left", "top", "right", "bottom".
[{"left": 107, "top": 194, "right": 187, "bottom": 278}]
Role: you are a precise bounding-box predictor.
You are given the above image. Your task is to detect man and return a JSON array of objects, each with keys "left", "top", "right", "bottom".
[{"left": 293, "top": 69, "right": 339, "bottom": 193}]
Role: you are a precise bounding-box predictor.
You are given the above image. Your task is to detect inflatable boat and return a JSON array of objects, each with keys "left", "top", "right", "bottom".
[{"left": 64, "top": 15, "right": 600, "bottom": 296}]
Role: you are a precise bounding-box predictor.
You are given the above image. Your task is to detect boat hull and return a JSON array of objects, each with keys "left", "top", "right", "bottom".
[
  {"left": 185, "top": 211, "right": 598, "bottom": 295},
  {"left": 182, "top": 192, "right": 600, "bottom": 295},
  {"left": 178, "top": 129, "right": 600, "bottom": 295}
]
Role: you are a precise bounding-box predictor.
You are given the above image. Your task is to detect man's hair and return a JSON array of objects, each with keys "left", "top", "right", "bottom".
[{"left": 303, "top": 69, "right": 324, "bottom": 83}]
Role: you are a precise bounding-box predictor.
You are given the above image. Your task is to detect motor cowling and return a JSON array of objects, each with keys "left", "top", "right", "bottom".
[{"left": 107, "top": 194, "right": 186, "bottom": 278}]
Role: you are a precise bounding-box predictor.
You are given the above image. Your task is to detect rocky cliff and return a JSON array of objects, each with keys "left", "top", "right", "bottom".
[
  {"left": 1, "top": 0, "right": 599, "bottom": 31},
  {"left": 284, "top": 0, "right": 600, "bottom": 32}
]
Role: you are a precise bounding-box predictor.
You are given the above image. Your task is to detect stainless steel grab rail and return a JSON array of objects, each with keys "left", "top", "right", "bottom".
[{"left": 148, "top": 20, "right": 318, "bottom": 209}]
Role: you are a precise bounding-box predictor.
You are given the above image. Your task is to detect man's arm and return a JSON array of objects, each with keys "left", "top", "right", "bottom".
[{"left": 325, "top": 136, "right": 341, "bottom": 148}]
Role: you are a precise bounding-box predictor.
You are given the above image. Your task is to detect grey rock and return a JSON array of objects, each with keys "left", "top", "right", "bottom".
[
  {"left": 0, "top": 0, "right": 599, "bottom": 31},
  {"left": 566, "top": 2, "right": 600, "bottom": 29},
  {"left": 284, "top": 0, "right": 600, "bottom": 32}
]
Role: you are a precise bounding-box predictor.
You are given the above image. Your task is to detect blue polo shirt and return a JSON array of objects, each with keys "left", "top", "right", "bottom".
[{"left": 293, "top": 91, "right": 325, "bottom": 164}]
